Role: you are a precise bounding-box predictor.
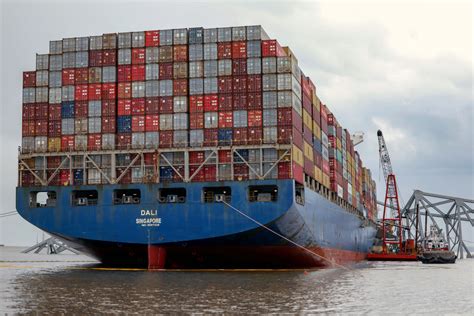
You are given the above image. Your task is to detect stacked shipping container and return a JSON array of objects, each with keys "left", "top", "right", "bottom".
[{"left": 21, "top": 25, "right": 377, "bottom": 218}]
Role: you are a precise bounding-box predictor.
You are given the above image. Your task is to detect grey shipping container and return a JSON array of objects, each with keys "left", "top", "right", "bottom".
[
  {"left": 75, "top": 52, "right": 88, "bottom": 68},
  {"left": 173, "top": 29, "right": 187, "bottom": 45},
  {"left": 48, "top": 88, "right": 61, "bottom": 104},
  {"left": 132, "top": 32, "right": 145, "bottom": 47},
  {"left": 48, "top": 71, "right": 61, "bottom": 87},
  {"left": 146, "top": 47, "right": 159, "bottom": 63},
  {"left": 118, "top": 49, "right": 131, "bottom": 65},
  {"left": 204, "top": 60, "right": 218, "bottom": 77},
  {"left": 263, "top": 162, "right": 277, "bottom": 178},
  {"left": 62, "top": 52, "right": 76, "bottom": 68},
  {"left": 160, "top": 114, "right": 173, "bottom": 130},
  {"left": 62, "top": 86, "right": 75, "bottom": 102},
  {"left": 263, "top": 109, "right": 277, "bottom": 125},
  {"left": 87, "top": 169, "right": 101, "bottom": 184},
  {"left": 61, "top": 118, "right": 75, "bottom": 135},
  {"left": 203, "top": 43, "right": 217, "bottom": 60},
  {"left": 203, "top": 28, "right": 218, "bottom": 43},
  {"left": 159, "top": 80, "right": 173, "bottom": 96},
  {"left": 249, "top": 163, "right": 261, "bottom": 180},
  {"left": 173, "top": 113, "right": 188, "bottom": 130},
  {"left": 102, "top": 66, "right": 116, "bottom": 82},
  {"left": 75, "top": 118, "right": 88, "bottom": 134},
  {"left": 247, "top": 58, "right": 261, "bottom": 75},
  {"left": 263, "top": 92, "right": 277, "bottom": 108},
  {"left": 35, "top": 136, "right": 48, "bottom": 153},
  {"left": 36, "top": 87, "right": 49, "bottom": 103},
  {"left": 247, "top": 40, "right": 261, "bottom": 58},
  {"left": 248, "top": 150, "right": 260, "bottom": 163},
  {"left": 49, "top": 55, "right": 62, "bottom": 71},
  {"left": 49, "top": 40, "right": 62, "bottom": 54},
  {"left": 218, "top": 59, "right": 232, "bottom": 76},
  {"left": 131, "top": 167, "right": 143, "bottom": 183},
  {"left": 262, "top": 74, "right": 277, "bottom": 91},
  {"left": 204, "top": 112, "right": 218, "bottom": 128},
  {"left": 217, "top": 27, "right": 232, "bottom": 42},
  {"left": 23, "top": 88, "right": 35, "bottom": 103},
  {"left": 145, "top": 132, "right": 159, "bottom": 149},
  {"left": 188, "top": 44, "right": 203, "bottom": 61},
  {"left": 173, "top": 96, "right": 187, "bottom": 112},
  {"left": 132, "top": 81, "right": 145, "bottom": 98},
  {"left": 263, "top": 148, "right": 278, "bottom": 161},
  {"left": 90, "top": 36, "right": 103, "bottom": 50},
  {"left": 102, "top": 134, "right": 115, "bottom": 150},
  {"left": 189, "top": 61, "right": 203, "bottom": 78},
  {"left": 160, "top": 30, "right": 173, "bottom": 46},
  {"left": 233, "top": 110, "right": 248, "bottom": 127},
  {"left": 189, "top": 78, "right": 203, "bottom": 95},
  {"left": 204, "top": 77, "right": 218, "bottom": 94},
  {"left": 146, "top": 64, "right": 159, "bottom": 80},
  {"left": 263, "top": 127, "right": 277, "bottom": 143},
  {"left": 36, "top": 54, "right": 49, "bottom": 70},
  {"left": 88, "top": 101, "right": 101, "bottom": 117},
  {"left": 232, "top": 26, "right": 246, "bottom": 41},
  {"left": 132, "top": 132, "right": 145, "bottom": 149},
  {"left": 35, "top": 71, "right": 48, "bottom": 87},
  {"left": 22, "top": 137, "right": 35, "bottom": 152},
  {"left": 88, "top": 117, "right": 101, "bottom": 133},
  {"left": 76, "top": 37, "right": 89, "bottom": 51},
  {"left": 173, "top": 130, "right": 187, "bottom": 147},
  {"left": 118, "top": 32, "right": 132, "bottom": 48},
  {"left": 145, "top": 80, "right": 159, "bottom": 97},
  {"left": 173, "top": 62, "right": 187, "bottom": 78},
  {"left": 262, "top": 57, "right": 276, "bottom": 74},
  {"left": 189, "top": 27, "right": 204, "bottom": 44},
  {"left": 246, "top": 25, "right": 269, "bottom": 41},
  {"left": 62, "top": 38, "right": 76, "bottom": 52},
  {"left": 189, "top": 129, "right": 203, "bottom": 147},
  {"left": 218, "top": 164, "right": 232, "bottom": 181}
]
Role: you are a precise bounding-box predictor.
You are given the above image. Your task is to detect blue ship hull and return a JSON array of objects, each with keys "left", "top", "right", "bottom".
[{"left": 16, "top": 179, "right": 376, "bottom": 268}]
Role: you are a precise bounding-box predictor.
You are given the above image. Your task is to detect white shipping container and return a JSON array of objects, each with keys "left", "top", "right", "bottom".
[
  {"left": 263, "top": 127, "right": 277, "bottom": 144},
  {"left": 48, "top": 71, "right": 61, "bottom": 88},
  {"left": 160, "top": 30, "right": 173, "bottom": 46},
  {"left": 232, "top": 26, "right": 246, "bottom": 41},
  {"left": 247, "top": 58, "right": 261, "bottom": 75},
  {"left": 76, "top": 37, "right": 89, "bottom": 51},
  {"left": 146, "top": 47, "right": 159, "bottom": 63},
  {"left": 246, "top": 41, "right": 261, "bottom": 58},
  {"left": 118, "top": 49, "right": 131, "bottom": 65},
  {"left": 173, "top": 29, "right": 187, "bottom": 45},
  {"left": 131, "top": 167, "right": 143, "bottom": 183},
  {"left": 146, "top": 64, "right": 159, "bottom": 80},
  {"left": 263, "top": 109, "right": 277, "bottom": 125},
  {"left": 132, "top": 82, "right": 146, "bottom": 98},
  {"left": 189, "top": 44, "right": 203, "bottom": 61},
  {"left": 23, "top": 88, "right": 35, "bottom": 104},
  {"left": 203, "top": 77, "right": 218, "bottom": 94},
  {"left": 189, "top": 129, "right": 204, "bottom": 147},
  {"left": 189, "top": 78, "right": 203, "bottom": 95},
  {"left": 203, "top": 28, "right": 218, "bottom": 43},
  {"left": 217, "top": 27, "right": 232, "bottom": 42},
  {"left": 160, "top": 114, "right": 173, "bottom": 130},
  {"left": 145, "top": 132, "right": 159, "bottom": 149},
  {"left": 90, "top": 36, "right": 103, "bottom": 50},
  {"left": 36, "top": 54, "right": 49, "bottom": 70},
  {"left": 246, "top": 25, "right": 269, "bottom": 41},
  {"left": 49, "top": 55, "right": 62, "bottom": 71},
  {"left": 75, "top": 135, "right": 87, "bottom": 150},
  {"left": 218, "top": 164, "right": 232, "bottom": 181},
  {"left": 62, "top": 86, "right": 75, "bottom": 102},
  {"left": 36, "top": 87, "right": 49, "bottom": 103},
  {"left": 159, "top": 80, "right": 173, "bottom": 96},
  {"left": 102, "top": 134, "right": 115, "bottom": 150},
  {"left": 75, "top": 52, "right": 88, "bottom": 68},
  {"left": 35, "top": 70, "right": 48, "bottom": 87},
  {"left": 118, "top": 32, "right": 132, "bottom": 48},
  {"left": 262, "top": 74, "right": 277, "bottom": 91},
  {"left": 189, "top": 61, "right": 204, "bottom": 78},
  {"left": 22, "top": 137, "right": 35, "bottom": 152},
  {"left": 173, "top": 113, "right": 188, "bottom": 130},
  {"left": 204, "top": 60, "right": 218, "bottom": 77},
  {"left": 204, "top": 112, "right": 218, "bottom": 128},
  {"left": 61, "top": 118, "right": 75, "bottom": 135},
  {"left": 173, "top": 96, "right": 187, "bottom": 112},
  {"left": 218, "top": 60, "right": 232, "bottom": 76},
  {"left": 132, "top": 32, "right": 145, "bottom": 47},
  {"left": 88, "top": 169, "right": 102, "bottom": 185},
  {"left": 48, "top": 88, "right": 61, "bottom": 104},
  {"left": 233, "top": 110, "right": 248, "bottom": 128},
  {"left": 263, "top": 92, "right": 277, "bottom": 109},
  {"left": 88, "top": 117, "right": 101, "bottom": 133},
  {"left": 102, "top": 66, "right": 116, "bottom": 82},
  {"left": 132, "top": 133, "right": 145, "bottom": 149},
  {"left": 49, "top": 40, "right": 62, "bottom": 54},
  {"left": 145, "top": 81, "right": 159, "bottom": 97},
  {"left": 75, "top": 118, "right": 88, "bottom": 134},
  {"left": 203, "top": 43, "right": 217, "bottom": 60},
  {"left": 173, "top": 130, "right": 188, "bottom": 147},
  {"left": 262, "top": 57, "right": 276, "bottom": 74},
  {"left": 35, "top": 136, "right": 48, "bottom": 153}
]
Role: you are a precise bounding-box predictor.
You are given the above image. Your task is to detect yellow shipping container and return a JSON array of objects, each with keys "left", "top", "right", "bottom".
[
  {"left": 302, "top": 109, "right": 312, "bottom": 129},
  {"left": 322, "top": 174, "right": 330, "bottom": 188},
  {"left": 312, "top": 93, "right": 321, "bottom": 112},
  {"left": 314, "top": 166, "right": 322, "bottom": 182},
  {"left": 278, "top": 149, "right": 291, "bottom": 161},
  {"left": 303, "top": 141, "right": 314, "bottom": 161},
  {"left": 336, "top": 138, "right": 342, "bottom": 150},
  {"left": 292, "top": 145, "right": 304, "bottom": 166},
  {"left": 48, "top": 137, "right": 61, "bottom": 152},
  {"left": 312, "top": 121, "right": 321, "bottom": 140}
]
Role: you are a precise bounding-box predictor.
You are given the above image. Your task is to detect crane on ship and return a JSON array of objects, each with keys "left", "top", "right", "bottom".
[{"left": 367, "top": 130, "right": 417, "bottom": 260}]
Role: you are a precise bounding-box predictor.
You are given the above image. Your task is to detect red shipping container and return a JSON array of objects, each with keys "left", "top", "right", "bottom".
[
  {"left": 173, "top": 45, "right": 188, "bottom": 62},
  {"left": 189, "top": 151, "right": 205, "bottom": 164},
  {"left": 218, "top": 94, "right": 233, "bottom": 110},
  {"left": 102, "top": 100, "right": 116, "bottom": 116},
  {"left": 74, "top": 101, "right": 88, "bottom": 117},
  {"left": 88, "top": 134, "right": 102, "bottom": 151},
  {"left": 278, "top": 161, "right": 291, "bottom": 179},
  {"left": 101, "top": 83, "right": 116, "bottom": 100},
  {"left": 218, "top": 150, "right": 231, "bottom": 163},
  {"left": 233, "top": 93, "right": 248, "bottom": 110},
  {"left": 117, "top": 133, "right": 132, "bottom": 148},
  {"left": 304, "top": 158, "right": 315, "bottom": 178},
  {"left": 233, "top": 76, "right": 247, "bottom": 92},
  {"left": 262, "top": 40, "right": 286, "bottom": 57},
  {"left": 159, "top": 97, "right": 173, "bottom": 114},
  {"left": 21, "top": 173, "right": 36, "bottom": 186},
  {"left": 75, "top": 85, "right": 88, "bottom": 101},
  {"left": 102, "top": 116, "right": 116, "bottom": 133},
  {"left": 145, "top": 30, "right": 160, "bottom": 46},
  {"left": 173, "top": 79, "right": 187, "bottom": 96},
  {"left": 189, "top": 95, "right": 204, "bottom": 112},
  {"left": 218, "top": 76, "right": 233, "bottom": 93},
  {"left": 22, "top": 121, "right": 36, "bottom": 136},
  {"left": 232, "top": 41, "right": 247, "bottom": 58},
  {"left": 277, "top": 108, "right": 303, "bottom": 132},
  {"left": 159, "top": 131, "right": 173, "bottom": 148},
  {"left": 88, "top": 84, "right": 102, "bottom": 100},
  {"left": 118, "top": 99, "right": 132, "bottom": 115},
  {"left": 61, "top": 135, "right": 75, "bottom": 151},
  {"left": 89, "top": 50, "right": 103, "bottom": 67},
  {"left": 117, "top": 169, "right": 131, "bottom": 184},
  {"left": 132, "top": 48, "right": 145, "bottom": 64},
  {"left": 321, "top": 104, "right": 328, "bottom": 122},
  {"left": 131, "top": 98, "right": 145, "bottom": 115},
  {"left": 118, "top": 65, "right": 132, "bottom": 82},
  {"left": 118, "top": 83, "right": 131, "bottom": 99},
  {"left": 203, "top": 129, "right": 218, "bottom": 147},
  {"left": 204, "top": 165, "right": 216, "bottom": 182},
  {"left": 49, "top": 104, "right": 61, "bottom": 120},
  {"left": 47, "top": 156, "right": 62, "bottom": 168},
  {"left": 204, "top": 94, "right": 218, "bottom": 111},
  {"left": 144, "top": 153, "right": 158, "bottom": 165},
  {"left": 62, "top": 69, "right": 75, "bottom": 85},
  {"left": 60, "top": 170, "right": 71, "bottom": 185},
  {"left": 234, "top": 164, "right": 249, "bottom": 180},
  {"left": 145, "top": 98, "right": 159, "bottom": 114},
  {"left": 159, "top": 63, "right": 173, "bottom": 80},
  {"left": 189, "top": 165, "right": 205, "bottom": 182},
  {"left": 303, "top": 126, "right": 312, "bottom": 143},
  {"left": 247, "top": 75, "right": 262, "bottom": 92},
  {"left": 34, "top": 103, "right": 49, "bottom": 120},
  {"left": 131, "top": 65, "right": 145, "bottom": 81},
  {"left": 217, "top": 42, "right": 232, "bottom": 59},
  {"left": 322, "top": 160, "right": 330, "bottom": 175},
  {"left": 247, "top": 127, "right": 262, "bottom": 145},
  {"left": 189, "top": 112, "right": 204, "bottom": 129},
  {"left": 102, "top": 49, "right": 117, "bottom": 66},
  {"left": 248, "top": 110, "right": 262, "bottom": 127},
  {"left": 302, "top": 94, "right": 312, "bottom": 113},
  {"left": 247, "top": 93, "right": 262, "bottom": 109},
  {"left": 145, "top": 114, "right": 159, "bottom": 131},
  {"left": 314, "top": 151, "right": 322, "bottom": 168},
  {"left": 218, "top": 111, "right": 233, "bottom": 128},
  {"left": 292, "top": 162, "right": 304, "bottom": 184},
  {"left": 75, "top": 68, "right": 88, "bottom": 84},
  {"left": 23, "top": 71, "right": 36, "bottom": 87},
  {"left": 22, "top": 104, "right": 35, "bottom": 120},
  {"left": 232, "top": 59, "right": 247, "bottom": 76},
  {"left": 293, "top": 128, "right": 304, "bottom": 148},
  {"left": 233, "top": 127, "right": 248, "bottom": 145},
  {"left": 277, "top": 125, "right": 302, "bottom": 146},
  {"left": 35, "top": 120, "right": 48, "bottom": 136}
]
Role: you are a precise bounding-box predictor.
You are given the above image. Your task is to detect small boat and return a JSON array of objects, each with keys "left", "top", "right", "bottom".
[{"left": 418, "top": 226, "right": 456, "bottom": 264}]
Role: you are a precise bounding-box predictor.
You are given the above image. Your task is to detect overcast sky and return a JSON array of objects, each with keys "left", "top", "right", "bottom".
[{"left": 1, "top": 0, "right": 472, "bottom": 246}]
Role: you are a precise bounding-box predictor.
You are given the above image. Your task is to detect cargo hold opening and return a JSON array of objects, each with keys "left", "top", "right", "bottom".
[
  {"left": 114, "top": 189, "right": 141, "bottom": 204},
  {"left": 158, "top": 188, "right": 186, "bottom": 203},
  {"left": 203, "top": 187, "right": 231, "bottom": 203},
  {"left": 248, "top": 185, "right": 278, "bottom": 202},
  {"left": 295, "top": 184, "right": 305, "bottom": 205},
  {"left": 30, "top": 191, "right": 56, "bottom": 208},
  {"left": 72, "top": 190, "right": 98, "bottom": 206}
]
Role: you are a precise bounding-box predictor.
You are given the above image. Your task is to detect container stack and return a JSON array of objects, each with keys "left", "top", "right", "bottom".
[{"left": 20, "top": 25, "right": 377, "bottom": 219}]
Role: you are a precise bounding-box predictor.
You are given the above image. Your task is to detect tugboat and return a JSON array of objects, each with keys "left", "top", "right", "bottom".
[{"left": 418, "top": 226, "right": 456, "bottom": 264}]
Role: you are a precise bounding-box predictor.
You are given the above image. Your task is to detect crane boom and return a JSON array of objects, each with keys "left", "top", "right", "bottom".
[{"left": 377, "top": 130, "right": 393, "bottom": 181}]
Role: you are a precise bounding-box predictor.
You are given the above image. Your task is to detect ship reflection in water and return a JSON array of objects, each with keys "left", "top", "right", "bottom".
[{"left": 1, "top": 249, "right": 472, "bottom": 314}]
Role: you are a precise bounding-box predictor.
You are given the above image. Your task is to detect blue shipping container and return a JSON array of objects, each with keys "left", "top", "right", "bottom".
[
  {"left": 61, "top": 101, "right": 75, "bottom": 118},
  {"left": 233, "top": 149, "right": 249, "bottom": 163},
  {"left": 218, "top": 129, "right": 233, "bottom": 146},
  {"left": 73, "top": 169, "right": 84, "bottom": 185},
  {"left": 313, "top": 139, "right": 322, "bottom": 154},
  {"left": 159, "top": 166, "right": 174, "bottom": 180},
  {"left": 117, "top": 116, "right": 132, "bottom": 133}
]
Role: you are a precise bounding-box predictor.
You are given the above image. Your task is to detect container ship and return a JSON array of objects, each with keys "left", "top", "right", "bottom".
[{"left": 17, "top": 26, "right": 378, "bottom": 268}]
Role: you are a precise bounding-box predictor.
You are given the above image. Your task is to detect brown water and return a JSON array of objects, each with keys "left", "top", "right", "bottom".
[{"left": 1, "top": 247, "right": 473, "bottom": 314}]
